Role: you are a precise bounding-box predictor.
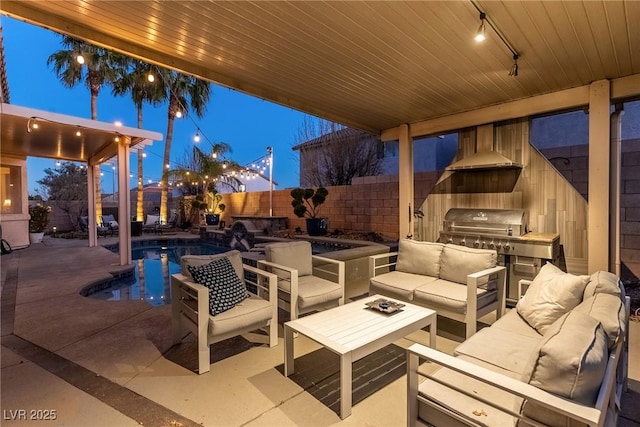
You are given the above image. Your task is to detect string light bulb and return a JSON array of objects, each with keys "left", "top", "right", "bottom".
[
  {"left": 175, "top": 111, "right": 182, "bottom": 118},
  {"left": 76, "top": 54, "right": 85, "bottom": 64},
  {"left": 194, "top": 132, "right": 201, "bottom": 143},
  {"left": 474, "top": 12, "right": 486, "bottom": 42},
  {"left": 147, "top": 72, "right": 155, "bottom": 82}
]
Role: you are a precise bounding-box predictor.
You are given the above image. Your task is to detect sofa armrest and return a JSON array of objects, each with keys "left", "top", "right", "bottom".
[
  {"left": 171, "top": 274, "right": 210, "bottom": 373},
  {"left": 466, "top": 265, "right": 507, "bottom": 318},
  {"left": 368, "top": 251, "right": 398, "bottom": 278},
  {"left": 518, "top": 279, "right": 533, "bottom": 300},
  {"left": 243, "top": 264, "right": 277, "bottom": 305},
  {"left": 312, "top": 255, "right": 345, "bottom": 288},
  {"left": 407, "top": 343, "right": 615, "bottom": 427}
]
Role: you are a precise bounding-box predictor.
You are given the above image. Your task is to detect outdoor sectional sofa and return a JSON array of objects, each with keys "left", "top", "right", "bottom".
[
  {"left": 369, "top": 239, "right": 507, "bottom": 338},
  {"left": 407, "top": 265, "right": 630, "bottom": 427}
]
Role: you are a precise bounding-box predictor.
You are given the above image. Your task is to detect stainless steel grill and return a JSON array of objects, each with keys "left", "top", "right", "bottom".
[{"left": 439, "top": 208, "right": 560, "bottom": 303}]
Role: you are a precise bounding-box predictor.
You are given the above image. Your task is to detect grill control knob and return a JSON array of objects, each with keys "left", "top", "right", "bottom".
[
  {"left": 447, "top": 237, "right": 453, "bottom": 243},
  {"left": 488, "top": 241, "right": 495, "bottom": 249},
  {"left": 496, "top": 242, "right": 502, "bottom": 250},
  {"left": 460, "top": 238, "right": 466, "bottom": 246},
  {"left": 473, "top": 240, "right": 480, "bottom": 248},
  {"left": 504, "top": 243, "right": 511, "bottom": 252}
]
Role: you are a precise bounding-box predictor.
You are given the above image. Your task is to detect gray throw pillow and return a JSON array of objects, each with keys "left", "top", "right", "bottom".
[{"left": 187, "top": 257, "right": 248, "bottom": 316}]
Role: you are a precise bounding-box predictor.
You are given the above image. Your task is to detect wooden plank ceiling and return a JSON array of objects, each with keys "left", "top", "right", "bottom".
[{"left": 1, "top": 1, "right": 639, "bottom": 134}]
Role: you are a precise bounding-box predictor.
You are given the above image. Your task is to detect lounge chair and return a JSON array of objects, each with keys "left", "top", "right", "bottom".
[
  {"left": 142, "top": 214, "right": 160, "bottom": 234},
  {"left": 79, "top": 216, "right": 111, "bottom": 237},
  {"left": 100, "top": 214, "right": 119, "bottom": 235},
  {"left": 157, "top": 212, "right": 177, "bottom": 234}
]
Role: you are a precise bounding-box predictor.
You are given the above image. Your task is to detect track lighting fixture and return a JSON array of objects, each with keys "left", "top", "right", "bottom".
[
  {"left": 509, "top": 54, "right": 519, "bottom": 77},
  {"left": 474, "top": 12, "right": 486, "bottom": 42},
  {"left": 470, "top": 1, "right": 520, "bottom": 77}
]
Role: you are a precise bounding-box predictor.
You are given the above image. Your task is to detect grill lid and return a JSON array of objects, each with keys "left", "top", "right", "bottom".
[{"left": 443, "top": 208, "right": 529, "bottom": 236}]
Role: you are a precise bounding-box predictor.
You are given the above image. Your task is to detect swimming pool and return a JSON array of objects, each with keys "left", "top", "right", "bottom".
[{"left": 87, "top": 239, "right": 228, "bottom": 306}]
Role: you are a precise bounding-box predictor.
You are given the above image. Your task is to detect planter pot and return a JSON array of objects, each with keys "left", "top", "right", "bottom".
[
  {"left": 306, "top": 218, "right": 328, "bottom": 236},
  {"left": 205, "top": 214, "right": 220, "bottom": 226},
  {"left": 29, "top": 232, "right": 45, "bottom": 244}
]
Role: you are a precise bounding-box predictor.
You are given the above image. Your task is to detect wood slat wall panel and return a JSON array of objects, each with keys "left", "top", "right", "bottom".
[{"left": 420, "top": 118, "right": 588, "bottom": 268}]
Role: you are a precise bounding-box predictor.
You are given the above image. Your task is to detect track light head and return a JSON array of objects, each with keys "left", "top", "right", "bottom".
[
  {"left": 474, "top": 12, "right": 486, "bottom": 42},
  {"left": 509, "top": 53, "right": 519, "bottom": 77}
]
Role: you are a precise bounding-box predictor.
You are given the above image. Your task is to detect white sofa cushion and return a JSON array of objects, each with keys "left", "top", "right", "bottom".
[
  {"left": 454, "top": 326, "right": 542, "bottom": 376},
  {"left": 516, "top": 263, "right": 589, "bottom": 335},
  {"left": 395, "top": 239, "right": 444, "bottom": 277},
  {"left": 574, "top": 293, "right": 626, "bottom": 349},
  {"left": 413, "top": 279, "right": 496, "bottom": 314},
  {"left": 370, "top": 271, "right": 436, "bottom": 301},
  {"left": 519, "top": 311, "right": 608, "bottom": 426},
  {"left": 439, "top": 244, "right": 497, "bottom": 285},
  {"left": 181, "top": 250, "right": 245, "bottom": 282},
  {"left": 265, "top": 241, "right": 313, "bottom": 276},
  {"left": 489, "top": 310, "right": 543, "bottom": 340},
  {"left": 584, "top": 270, "right": 624, "bottom": 300}
]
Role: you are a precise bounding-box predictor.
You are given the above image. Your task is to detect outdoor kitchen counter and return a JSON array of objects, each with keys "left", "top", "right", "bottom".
[{"left": 518, "top": 232, "right": 559, "bottom": 242}]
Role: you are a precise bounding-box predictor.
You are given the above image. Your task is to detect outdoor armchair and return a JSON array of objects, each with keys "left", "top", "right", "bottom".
[
  {"left": 171, "top": 250, "right": 278, "bottom": 374},
  {"left": 257, "top": 241, "right": 345, "bottom": 322}
]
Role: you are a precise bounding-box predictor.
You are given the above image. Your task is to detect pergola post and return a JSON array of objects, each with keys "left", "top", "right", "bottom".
[
  {"left": 588, "top": 79, "right": 611, "bottom": 273},
  {"left": 86, "top": 163, "right": 97, "bottom": 247},
  {"left": 117, "top": 136, "right": 132, "bottom": 266},
  {"left": 398, "top": 124, "right": 414, "bottom": 239}
]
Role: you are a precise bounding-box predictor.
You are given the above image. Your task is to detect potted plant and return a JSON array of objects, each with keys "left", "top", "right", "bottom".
[
  {"left": 190, "top": 194, "right": 208, "bottom": 226},
  {"left": 291, "top": 187, "right": 329, "bottom": 236},
  {"left": 29, "top": 204, "right": 51, "bottom": 243},
  {"left": 205, "top": 191, "right": 226, "bottom": 226}
]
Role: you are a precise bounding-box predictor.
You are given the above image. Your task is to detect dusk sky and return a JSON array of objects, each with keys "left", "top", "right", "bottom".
[{"left": 2, "top": 16, "right": 311, "bottom": 196}]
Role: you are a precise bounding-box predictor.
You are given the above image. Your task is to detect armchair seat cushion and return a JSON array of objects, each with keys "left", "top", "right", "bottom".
[
  {"left": 369, "top": 271, "right": 436, "bottom": 301},
  {"left": 208, "top": 294, "right": 273, "bottom": 337},
  {"left": 278, "top": 275, "right": 343, "bottom": 309},
  {"left": 413, "top": 279, "right": 496, "bottom": 314}
]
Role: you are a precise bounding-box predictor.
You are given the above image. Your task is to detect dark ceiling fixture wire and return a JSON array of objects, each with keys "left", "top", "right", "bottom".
[{"left": 470, "top": 0, "right": 520, "bottom": 77}]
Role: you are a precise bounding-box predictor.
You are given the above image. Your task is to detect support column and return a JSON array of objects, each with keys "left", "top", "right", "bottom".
[
  {"left": 610, "top": 105, "right": 623, "bottom": 276},
  {"left": 86, "top": 163, "right": 97, "bottom": 247},
  {"left": 588, "top": 80, "right": 611, "bottom": 273},
  {"left": 398, "top": 124, "right": 414, "bottom": 239},
  {"left": 117, "top": 137, "right": 132, "bottom": 266}
]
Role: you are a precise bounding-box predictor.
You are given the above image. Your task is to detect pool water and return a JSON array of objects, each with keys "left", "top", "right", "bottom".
[{"left": 90, "top": 240, "right": 228, "bottom": 306}]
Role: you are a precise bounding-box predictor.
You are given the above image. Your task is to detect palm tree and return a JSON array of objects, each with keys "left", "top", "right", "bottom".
[
  {"left": 112, "top": 59, "right": 164, "bottom": 221},
  {"left": 155, "top": 68, "right": 211, "bottom": 223},
  {"left": 47, "top": 36, "right": 125, "bottom": 225}
]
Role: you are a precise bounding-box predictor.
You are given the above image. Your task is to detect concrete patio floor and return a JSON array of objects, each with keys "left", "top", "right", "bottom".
[{"left": 1, "top": 234, "right": 639, "bottom": 427}]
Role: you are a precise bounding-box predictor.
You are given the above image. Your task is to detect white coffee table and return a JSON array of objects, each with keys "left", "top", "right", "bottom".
[{"left": 284, "top": 294, "right": 436, "bottom": 419}]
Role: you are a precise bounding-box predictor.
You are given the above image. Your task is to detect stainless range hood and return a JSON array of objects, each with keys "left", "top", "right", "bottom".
[{"left": 446, "top": 124, "right": 522, "bottom": 171}]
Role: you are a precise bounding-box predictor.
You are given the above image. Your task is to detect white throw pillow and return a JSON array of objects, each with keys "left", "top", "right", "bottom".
[
  {"left": 395, "top": 239, "right": 444, "bottom": 277},
  {"left": 145, "top": 214, "right": 159, "bottom": 226},
  {"left": 439, "top": 244, "right": 496, "bottom": 285},
  {"left": 516, "top": 263, "right": 589, "bottom": 335},
  {"left": 519, "top": 311, "right": 608, "bottom": 426}
]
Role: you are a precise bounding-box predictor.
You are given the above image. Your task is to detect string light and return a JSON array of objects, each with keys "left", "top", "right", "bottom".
[
  {"left": 76, "top": 54, "right": 85, "bottom": 64},
  {"left": 193, "top": 131, "right": 201, "bottom": 143}
]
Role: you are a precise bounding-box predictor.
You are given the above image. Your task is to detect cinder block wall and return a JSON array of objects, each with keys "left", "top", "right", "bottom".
[
  {"left": 540, "top": 138, "right": 640, "bottom": 280},
  {"left": 220, "top": 171, "right": 439, "bottom": 240}
]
